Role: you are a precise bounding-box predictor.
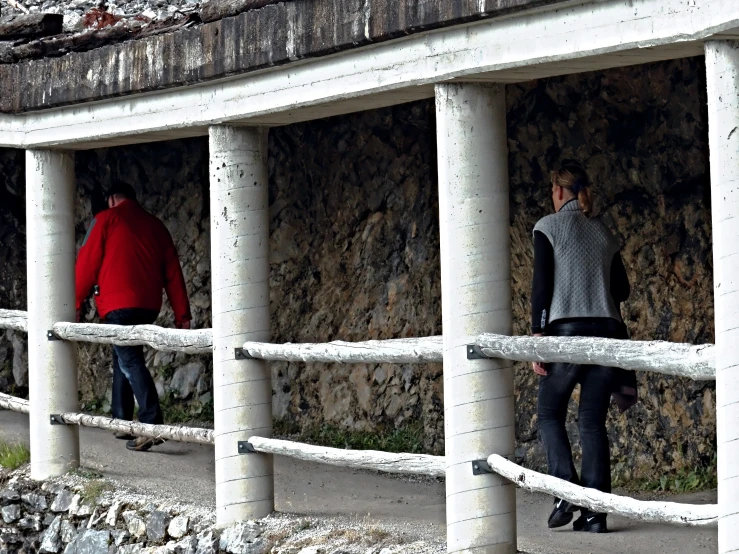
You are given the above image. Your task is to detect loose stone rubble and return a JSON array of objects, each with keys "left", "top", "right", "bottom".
[{"left": 0, "top": 465, "right": 444, "bottom": 554}]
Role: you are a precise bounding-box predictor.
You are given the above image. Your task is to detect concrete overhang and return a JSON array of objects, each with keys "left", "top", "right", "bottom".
[{"left": 0, "top": 0, "right": 738, "bottom": 150}]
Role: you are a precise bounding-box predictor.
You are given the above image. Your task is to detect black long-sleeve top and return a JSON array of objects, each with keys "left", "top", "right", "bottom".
[{"left": 531, "top": 231, "right": 630, "bottom": 334}]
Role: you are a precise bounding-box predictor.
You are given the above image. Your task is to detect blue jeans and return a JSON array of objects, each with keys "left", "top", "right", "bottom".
[
  {"left": 105, "top": 308, "right": 163, "bottom": 425},
  {"left": 537, "top": 319, "right": 621, "bottom": 494}
]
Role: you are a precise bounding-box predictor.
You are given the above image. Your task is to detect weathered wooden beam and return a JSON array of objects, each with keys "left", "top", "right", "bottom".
[
  {"left": 242, "top": 337, "right": 444, "bottom": 364},
  {"left": 247, "top": 436, "right": 445, "bottom": 477},
  {"left": 0, "top": 13, "right": 63, "bottom": 40},
  {"left": 57, "top": 412, "right": 214, "bottom": 445},
  {"left": 200, "top": 0, "right": 281, "bottom": 23},
  {"left": 50, "top": 322, "right": 213, "bottom": 353},
  {"left": 0, "top": 391, "right": 29, "bottom": 414},
  {"left": 486, "top": 454, "right": 718, "bottom": 527},
  {"left": 475, "top": 333, "right": 716, "bottom": 380},
  {"left": 0, "top": 308, "right": 28, "bottom": 332}
]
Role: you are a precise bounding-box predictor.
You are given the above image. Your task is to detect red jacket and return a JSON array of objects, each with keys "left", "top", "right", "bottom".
[{"left": 76, "top": 200, "right": 191, "bottom": 324}]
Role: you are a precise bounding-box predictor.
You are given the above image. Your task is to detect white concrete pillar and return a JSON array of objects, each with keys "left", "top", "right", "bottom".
[
  {"left": 25, "top": 150, "right": 80, "bottom": 479},
  {"left": 435, "top": 83, "right": 516, "bottom": 554},
  {"left": 209, "top": 126, "right": 274, "bottom": 527},
  {"left": 705, "top": 40, "right": 739, "bottom": 554}
]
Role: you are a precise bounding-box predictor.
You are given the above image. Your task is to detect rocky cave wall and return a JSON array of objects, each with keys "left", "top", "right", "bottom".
[{"left": 0, "top": 56, "right": 715, "bottom": 480}]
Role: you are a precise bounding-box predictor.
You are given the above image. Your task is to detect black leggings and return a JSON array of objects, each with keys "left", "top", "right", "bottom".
[{"left": 537, "top": 318, "right": 623, "bottom": 494}]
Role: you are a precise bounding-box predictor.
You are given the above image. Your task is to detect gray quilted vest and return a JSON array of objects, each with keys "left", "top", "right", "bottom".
[{"left": 533, "top": 200, "right": 622, "bottom": 325}]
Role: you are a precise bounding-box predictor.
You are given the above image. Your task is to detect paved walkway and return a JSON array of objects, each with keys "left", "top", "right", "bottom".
[{"left": 0, "top": 410, "right": 717, "bottom": 553}]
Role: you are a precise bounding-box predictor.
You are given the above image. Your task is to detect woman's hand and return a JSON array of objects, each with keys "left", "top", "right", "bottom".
[
  {"left": 532, "top": 362, "right": 548, "bottom": 376},
  {"left": 531, "top": 333, "right": 547, "bottom": 376}
]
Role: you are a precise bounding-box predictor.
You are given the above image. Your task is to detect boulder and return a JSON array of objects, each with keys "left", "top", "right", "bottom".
[
  {"left": 105, "top": 500, "right": 124, "bottom": 526},
  {"left": 146, "top": 510, "right": 172, "bottom": 542},
  {"left": 123, "top": 511, "right": 147, "bottom": 539},
  {"left": 0, "top": 504, "right": 20, "bottom": 524},
  {"left": 62, "top": 530, "right": 111, "bottom": 554},
  {"left": 169, "top": 362, "right": 203, "bottom": 399},
  {"left": 194, "top": 530, "right": 218, "bottom": 554},
  {"left": 21, "top": 492, "right": 48, "bottom": 512},
  {"left": 118, "top": 545, "right": 144, "bottom": 554},
  {"left": 51, "top": 490, "right": 75, "bottom": 513},
  {"left": 0, "top": 488, "right": 20, "bottom": 505},
  {"left": 218, "top": 522, "right": 265, "bottom": 554},
  {"left": 39, "top": 515, "right": 62, "bottom": 554},
  {"left": 60, "top": 520, "right": 77, "bottom": 544},
  {"left": 168, "top": 515, "right": 189, "bottom": 539}
]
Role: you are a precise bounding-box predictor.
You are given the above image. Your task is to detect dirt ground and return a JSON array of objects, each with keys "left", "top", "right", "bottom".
[{"left": 0, "top": 410, "right": 718, "bottom": 553}]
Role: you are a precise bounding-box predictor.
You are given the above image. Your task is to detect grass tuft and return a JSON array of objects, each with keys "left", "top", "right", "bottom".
[
  {"left": 80, "top": 479, "right": 112, "bottom": 504},
  {"left": 0, "top": 441, "right": 30, "bottom": 470}
]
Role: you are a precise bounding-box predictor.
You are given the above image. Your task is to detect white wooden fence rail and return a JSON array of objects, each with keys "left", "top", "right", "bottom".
[
  {"left": 0, "top": 391, "right": 718, "bottom": 527},
  {"left": 486, "top": 454, "right": 717, "bottom": 527},
  {"left": 0, "top": 309, "right": 718, "bottom": 380},
  {"left": 241, "top": 337, "right": 444, "bottom": 363},
  {"left": 476, "top": 334, "right": 716, "bottom": 381},
  {"left": 0, "top": 309, "right": 28, "bottom": 332},
  {"left": 51, "top": 322, "right": 213, "bottom": 354},
  {"left": 246, "top": 436, "right": 445, "bottom": 477}
]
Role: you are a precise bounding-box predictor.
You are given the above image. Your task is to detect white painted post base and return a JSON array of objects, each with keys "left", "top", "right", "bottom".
[
  {"left": 209, "top": 126, "right": 274, "bottom": 527},
  {"left": 705, "top": 40, "right": 739, "bottom": 554},
  {"left": 435, "top": 83, "right": 517, "bottom": 554},
  {"left": 26, "top": 150, "right": 80, "bottom": 479}
]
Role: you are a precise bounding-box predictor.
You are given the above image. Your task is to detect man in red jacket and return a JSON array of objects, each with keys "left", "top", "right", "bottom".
[{"left": 76, "top": 181, "right": 191, "bottom": 452}]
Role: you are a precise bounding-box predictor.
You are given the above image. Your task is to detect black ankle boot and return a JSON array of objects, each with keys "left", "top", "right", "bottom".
[
  {"left": 573, "top": 511, "right": 608, "bottom": 533},
  {"left": 548, "top": 498, "right": 579, "bottom": 529}
]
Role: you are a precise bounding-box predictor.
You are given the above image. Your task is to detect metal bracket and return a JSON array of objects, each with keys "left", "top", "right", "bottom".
[
  {"left": 47, "top": 331, "right": 62, "bottom": 341},
  {"left": 50, "top": 414, "right": 67, "bottom": 426},
  {"left": 234, "top": 348, "right": 253, "bottom": 360},
  {"left": 237, "top": 441, "right": 256, "bottom": 454},
  {"left": 466, "top": 344, "right": 488, "bottom": 360},
  {"left": 471, "top": 460, "right": 494, "bottom": 475}
]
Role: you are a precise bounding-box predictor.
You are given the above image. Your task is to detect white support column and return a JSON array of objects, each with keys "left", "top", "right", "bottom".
[
  {"left": 209, "top": 126, "right": 274, "bottom": 527},
  {"left": 25, "top": 150, "right": 80, "bottom": 479},
  {"left": 435, "top": 83, "right": 516, "bottom": 554},
  {"left": 705, "top": 40, "right": 739, "bottom": 554}
]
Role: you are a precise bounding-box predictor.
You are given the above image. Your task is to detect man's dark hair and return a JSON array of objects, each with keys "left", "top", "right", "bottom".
[{"left": 106, "top": 181, "right": 137, "bottom": 202}]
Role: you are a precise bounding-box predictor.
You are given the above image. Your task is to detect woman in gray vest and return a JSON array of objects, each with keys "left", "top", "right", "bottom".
[{"left": 531, "top": 160, "right": 630, "bottom": 533}]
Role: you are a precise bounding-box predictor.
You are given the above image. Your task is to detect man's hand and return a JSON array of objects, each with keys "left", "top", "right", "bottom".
[
  {"left": 531, "top": 333, "right": 547, "bottom": 376},
  {"left": 176, "top": 319, "right": 191, "bottom": 330}
]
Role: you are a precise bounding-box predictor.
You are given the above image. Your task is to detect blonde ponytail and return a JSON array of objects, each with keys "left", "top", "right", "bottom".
[{"left": 550, "top": 162, "right": 593, "bottom": 217}]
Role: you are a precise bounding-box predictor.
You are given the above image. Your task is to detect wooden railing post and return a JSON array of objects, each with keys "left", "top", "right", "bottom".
[
  {"left": 25, "top": 149, "right": 80, "bottom": 479},
  {"left": 705, "top": 39, "right": 739, "bottom": 554},
  {"left": 435, "top": 83, "right": 517, "bottom": 554}
]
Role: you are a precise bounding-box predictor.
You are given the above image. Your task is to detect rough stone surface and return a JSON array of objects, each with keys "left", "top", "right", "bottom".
[
  {"left": 146, "top": 510, "right": 172, "bottom": 542},
  {"left": 21, "top": 493, "right": 48, "bottom": 513},
  {"left": 104, "top": 500, "right": 123, "bottom": 527},
  {"left": 60, "top": 519, "right": 77, "bottom": 544},
  {"left": 39, "top": 515, "right": 62, "bottom": 553},
  {"left": 63, "top": 529, "right": 110, "bottom": 554},
  {"left": 169, "top": 362, "right": 203, "bottom": 400},
  {"left": 123, "top": 511, "right": 147, "bottom": 539},
  {"left": 117, "top": 545, "right": 143, "bottom": 554},
  {"left": 218, "top": 523, "right": 264, "bottom": 554},
  {"left": 1, "top": 504, "right": 20, "bottom": 523},
  {"left": 194, "top": 530, "right": 218, "bottom": 554},
  {"left": 50, "top": 490, "right": 74, "bottom": 513},
  {"left": 168, "top": 515, "right": 189, "bottom": 539},
  {"left": 0, "top": 56, "right": 718, "bottom": 480},
  {"left": 0, "top": 488, "right": 20, "bottom": 505}
]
